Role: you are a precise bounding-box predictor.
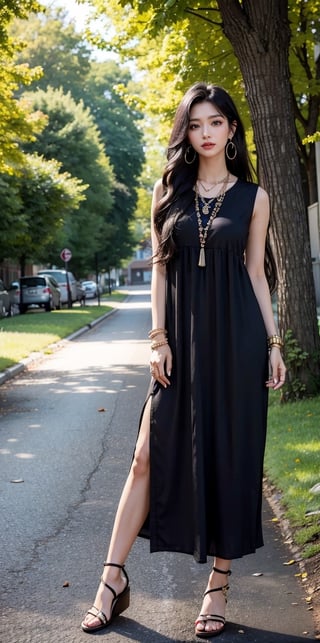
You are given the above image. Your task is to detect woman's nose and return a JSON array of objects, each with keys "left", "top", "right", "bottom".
[{"left": 202, "top": 126, "right": 210, "bottom": 138}]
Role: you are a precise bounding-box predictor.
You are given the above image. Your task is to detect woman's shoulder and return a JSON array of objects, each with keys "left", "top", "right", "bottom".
[{"left": 236, "top": 179, "right": 269, "bottom": 201}]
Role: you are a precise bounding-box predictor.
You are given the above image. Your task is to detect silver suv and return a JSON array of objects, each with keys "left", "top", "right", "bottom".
[
  {"left": 19, "top": 275, "right": 61, "bottom": 313},
  {"left": 38, "top": 269, "right": 77, "bottom": 305}
]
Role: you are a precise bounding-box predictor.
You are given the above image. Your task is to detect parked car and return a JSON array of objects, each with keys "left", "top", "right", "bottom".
[
  {"left": 19, "top": 275, "right": 61, "bottom": 313},
  {"left": 81, "top": 280, "right": 102, "bottom": 299},
  {"left": 0, "top": 279, "right": 11, "bottom": 317},
  {"left": 8, "top": 282, "right": 20, "bottom": 314},
  {"left": 38, "top": 269, "right": 77, "bottom": 305}
]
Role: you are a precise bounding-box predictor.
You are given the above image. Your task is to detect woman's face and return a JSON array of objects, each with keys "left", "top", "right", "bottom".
[{"left": 187, "top": 100, "right": 234, "bottom": 159}]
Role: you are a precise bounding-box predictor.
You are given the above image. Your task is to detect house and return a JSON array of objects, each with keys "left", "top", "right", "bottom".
[{"left": 126, "top": 241, "right": 152, "bottom": 285}]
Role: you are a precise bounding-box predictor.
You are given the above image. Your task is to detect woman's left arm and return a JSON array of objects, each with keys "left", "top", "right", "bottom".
[{"left": 245, "top": 187, "right": 286, "bottom": 391}]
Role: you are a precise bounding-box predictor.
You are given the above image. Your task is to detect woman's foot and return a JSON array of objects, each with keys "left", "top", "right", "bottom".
[
  {"left": 195, "top": 566, "right": 231, "bottom": 638},
  {"left": 81, "top": 563, "right": 129, "bottom": 631}
]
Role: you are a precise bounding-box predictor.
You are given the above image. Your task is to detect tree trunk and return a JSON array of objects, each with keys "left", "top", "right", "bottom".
[
  {"left": 217, "top": 0, "right": 320, "bottom": 389},
  {"left": 307, "top": 144, "right": 318, "bottom": 205},
  {"left": 20, "top": 255, "right": 26, "bottom": 277}
]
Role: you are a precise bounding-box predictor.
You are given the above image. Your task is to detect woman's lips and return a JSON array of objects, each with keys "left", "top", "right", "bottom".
[{"left": 201, "top": 143, "right": 215, "bottom": 149}]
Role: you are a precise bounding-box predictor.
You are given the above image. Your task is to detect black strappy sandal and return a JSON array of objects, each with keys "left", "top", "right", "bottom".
[
  {"left": 81, "top": 562, "right": 130, "bottom": 633},
  {"left": 195, "top": 566, "right": 231, "bottom": 639}
]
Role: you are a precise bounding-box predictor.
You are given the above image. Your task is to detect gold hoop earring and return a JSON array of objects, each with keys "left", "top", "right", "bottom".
[
  {"left": 184, "top": 145, "right": 197, "bottom": 165},
  {"left": 225, "top": 139, "right": 237, "bottom": 161}
]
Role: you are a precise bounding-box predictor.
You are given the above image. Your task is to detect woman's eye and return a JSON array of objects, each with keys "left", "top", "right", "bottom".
[
  {"left": 189, "top": 124, "right": 199, "bottom": 130},
  {"left": 212, "top": 120, "right": 223, "bottom": 126}
]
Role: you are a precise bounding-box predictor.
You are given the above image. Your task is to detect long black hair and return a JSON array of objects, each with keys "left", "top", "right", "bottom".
[{"left": 154, "top": 82, "right": 277, "bottom": 292}]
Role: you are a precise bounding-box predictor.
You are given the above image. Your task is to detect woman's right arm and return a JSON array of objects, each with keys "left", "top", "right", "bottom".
[{"left": 149, "top": 180, "right": 172, "bottom": 387}]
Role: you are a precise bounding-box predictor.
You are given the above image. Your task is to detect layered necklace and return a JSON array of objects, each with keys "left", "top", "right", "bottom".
[
  {"left": 197, "top": 173, "right": 229, "bottom": 194},
  {"left": 195, "top": 172, "right": 229, "bottom": 267}
]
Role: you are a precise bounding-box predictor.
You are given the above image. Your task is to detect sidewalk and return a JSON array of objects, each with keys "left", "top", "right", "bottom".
[{"left": 0, "top": 305, "right": 115, "bottom": 386}]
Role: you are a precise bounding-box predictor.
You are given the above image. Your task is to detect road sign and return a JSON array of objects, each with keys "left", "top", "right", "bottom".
[{"left": 60, "top": 248, "right": 72, "bottom": 262}]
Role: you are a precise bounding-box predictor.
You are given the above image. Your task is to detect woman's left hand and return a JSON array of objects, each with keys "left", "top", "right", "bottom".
[
  {"left": 266, "top": 347, "right": 286, "bottom": 390},
  {"left": 150, "top": 344, "right": 172, "bottom": 388}
]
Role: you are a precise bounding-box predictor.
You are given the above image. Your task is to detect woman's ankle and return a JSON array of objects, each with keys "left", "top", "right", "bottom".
[
  {"left": 101, "top": 562, "right": 126, "bottom": 585},
  {"left": 208, "top": 563, "right": 231, "bottom": 588}
]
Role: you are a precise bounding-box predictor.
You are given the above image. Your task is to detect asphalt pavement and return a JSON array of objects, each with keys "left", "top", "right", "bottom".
[{"left": 0, "top": 286, "right": 316, "bottom": 642}]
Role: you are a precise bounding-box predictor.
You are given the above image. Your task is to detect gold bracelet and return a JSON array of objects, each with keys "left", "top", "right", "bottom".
[
  {"left": 148, "top": 328, "right": 167, "bottom": 339},
  {"left": 151, "top": 339, "right": 168, "bottom": 350},
  {"left": 267, "top": 334, "right": 283, "bottom": 349}
]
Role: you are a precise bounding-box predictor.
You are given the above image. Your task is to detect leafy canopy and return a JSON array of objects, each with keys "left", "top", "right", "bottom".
[
  {"left": 0, "top": 0, "right": 45, "bottom": 173},
  {"left": 13, "top": 6, "right": 146, "bottom": 269},
  {"left": 86, "top": 0, "right": 320, "bottom": 163},
  {"left": 23, "top": 86, "right": 116, "bottom": 274},
  {"left": 0, "top": 153, "right": 85, "bottom": 264}
]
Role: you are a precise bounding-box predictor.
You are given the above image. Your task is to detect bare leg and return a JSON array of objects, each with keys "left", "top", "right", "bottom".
[
  {"left": 82, "top": 397, "right": 152, "bottom": 629},
  {"left": 195, "top": 556, "right": 231, "bottom": 636}
]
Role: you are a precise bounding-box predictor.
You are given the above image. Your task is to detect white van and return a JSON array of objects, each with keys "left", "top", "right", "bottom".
[{"left": 38, "top": 269, "right": 77, "bottom": 304}]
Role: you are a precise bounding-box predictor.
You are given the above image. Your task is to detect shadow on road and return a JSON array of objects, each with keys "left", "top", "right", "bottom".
[{"left": 92, "top": 615, "right": 315, "bottom": 642}]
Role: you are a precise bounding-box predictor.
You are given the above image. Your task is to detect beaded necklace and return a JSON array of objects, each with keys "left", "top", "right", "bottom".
[
  {"left": 194, "top": 173, "right": 229, "bottom": 267},
  {"left": 198, "top": 193, "right": 216, "bottom": 216}
]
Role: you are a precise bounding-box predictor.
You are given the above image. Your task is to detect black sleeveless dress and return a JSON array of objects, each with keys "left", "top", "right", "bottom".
[{"left": 139, "top": 180, "right": 269, "bottom": 563}]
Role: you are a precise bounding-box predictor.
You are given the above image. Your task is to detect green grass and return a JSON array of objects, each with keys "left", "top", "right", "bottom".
[
  {"left": 0, "top": 290, "right": 127, "bottom": 370},
  {"left": 265, "top": 392, "right": 320, "bottom": 558}
]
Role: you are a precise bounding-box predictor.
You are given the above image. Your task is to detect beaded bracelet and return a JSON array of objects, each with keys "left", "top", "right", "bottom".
[
  {"left": 151, "top": 339, "right": 168, "bottom": 350},
  {"left": 148, "top": 328, "right": 167, "bottom": 340}
]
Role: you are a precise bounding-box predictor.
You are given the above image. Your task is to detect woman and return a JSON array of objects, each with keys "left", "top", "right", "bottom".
[{"left": 81, "top": 82, "right": 286, "bottom": 638}]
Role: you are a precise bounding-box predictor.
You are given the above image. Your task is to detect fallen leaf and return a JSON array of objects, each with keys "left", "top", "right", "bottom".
[
  {"left": 238, "top": 630, "right": 245, "bottom": 634},
  {"left": 271, "top": 517, "right": 279, "bottom": 522},
  {"left": 283, "top": 559, "right": 296, "bottom": 566},
  {"left": 252, "top": 572, "right": 263, "bottom": 577},
  {"left": 305, "top": 596, "right": 312, "bottom": 603},
  {"left": 97, "top": 408, "right": 106, "bottom": 412},
  {"left": 63, "top": 581, "right": 69, "bottom": 587},
  {"left": 10, "top": 479, "right": 24, "bottom": 483}
]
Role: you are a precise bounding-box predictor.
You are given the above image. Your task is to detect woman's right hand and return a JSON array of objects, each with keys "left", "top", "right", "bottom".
[{"left": 150, "top": 344, "right": 172, "bottom": 388}]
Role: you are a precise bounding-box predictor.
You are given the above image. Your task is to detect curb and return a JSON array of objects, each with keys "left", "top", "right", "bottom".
[{"left": 0, "top": 307, "right": 116, "bottom": 387}]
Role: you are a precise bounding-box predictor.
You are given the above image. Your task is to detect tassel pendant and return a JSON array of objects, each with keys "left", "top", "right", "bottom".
[{"left": 198, "top": 247, "right": 206, "bottom": 267}]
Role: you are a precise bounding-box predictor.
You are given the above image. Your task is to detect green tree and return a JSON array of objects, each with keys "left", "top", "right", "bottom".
[
  {"left": 0, "top": 176, "right": 22, "bottom": 260},
  {"left": 0, "top": 153, "right": 85, "bottom": 274},
  {"left": 83, "top": 61, "right": 145, "bottom": 263},
  {"left": 88, "top": 0, "right": 320, "bottom": 394},
  {"left": 13, "top": 9, "right": 146, "bottom": 268},
  {"left": 0, "top": 0, "right": 45, "bottom": 173},
  {"left": 23, "top": 87, "right": 116, "bottom": 275},
  {"left": 12, "top": 6, "right": 92, "bottom": 102}
]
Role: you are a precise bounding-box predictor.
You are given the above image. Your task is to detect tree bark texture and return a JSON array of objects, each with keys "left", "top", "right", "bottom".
[{"left": 217, "top": 0, "right": 320, "bottom": 363}]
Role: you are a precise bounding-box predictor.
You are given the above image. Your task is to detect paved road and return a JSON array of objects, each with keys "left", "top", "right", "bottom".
[{"left": 0, "top": 287, "right": 316, "bottom": 642}]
